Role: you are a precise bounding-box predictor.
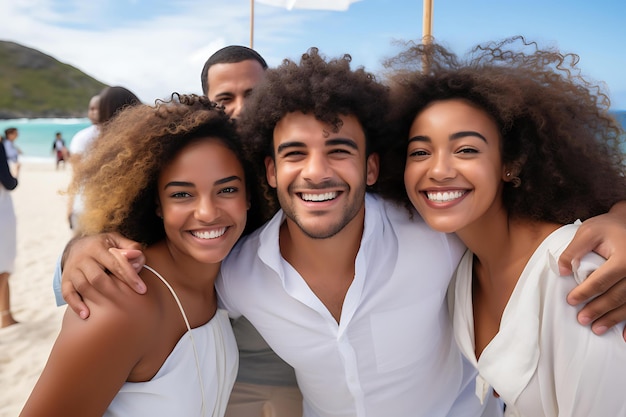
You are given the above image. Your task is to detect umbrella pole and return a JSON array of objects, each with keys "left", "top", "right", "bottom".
[
  {"left": 422, "top": 0, "right": 432, "bottom": 43},
  {"left": 250, "top": 0, "right": 255, "bottom": 48},
  {"left": 422, "top": 0, "right": 433, "bottom": 72}
]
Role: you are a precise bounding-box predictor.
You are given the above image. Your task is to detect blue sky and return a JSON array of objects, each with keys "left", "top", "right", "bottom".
[{"left": 2, "top": 0, "right": 625, "bottom": 109}]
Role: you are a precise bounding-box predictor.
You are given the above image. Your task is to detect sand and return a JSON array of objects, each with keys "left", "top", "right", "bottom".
[{"left": 0, "top": 161, "right": 74, "bottom": 417}]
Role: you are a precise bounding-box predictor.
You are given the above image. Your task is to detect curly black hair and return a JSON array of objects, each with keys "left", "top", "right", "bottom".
[
  {"left": 71, "top": 93, "right": 265, "bottom": 244},
  {"left": 237, "top": 47, "right": 390, "bottom": 217},
  {"left": 378, "top": 37, "right": 626, "bottom": 224}
]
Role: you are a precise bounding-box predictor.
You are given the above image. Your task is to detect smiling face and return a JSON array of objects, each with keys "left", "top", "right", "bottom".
[
  {"left": 265, "top": 111, "right": 379, "bottom": 239},
  {"left": 206, "top": 59, "right": 266, "bottom": 120},
  {"left": 156, "top": 138, "right": 248, "bottom": 265},
  {"left": 404, "top": 99, "right": 508, "bottom": 234}
]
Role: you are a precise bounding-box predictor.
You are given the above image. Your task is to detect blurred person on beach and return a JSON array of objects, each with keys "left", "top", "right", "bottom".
[
  {"left": 0, "top": 134, "right": 18, "bottom": 328},
  {"left": 68, "top": 94, "right": 100, "bottom": 159},
  {"left": 56, "top": 48, "right": 626, "bottom": 417},
  {"left": 51, "top": 132, "right": 68, "bottom": 170},
  {"left": 20, "top": 94, "right": 264, "bottom": 417},
  {"left": 378, "top": 37, "right": 626, "bottom": 416},
  {"left": 201, "top": 45, "right": 303, "bottom": 417},
  {"left": 67, "top": 87, "right": 140, "bottom": 231},
  {"left": 3, "top": 127, "right": 22, "bottom": 177}
]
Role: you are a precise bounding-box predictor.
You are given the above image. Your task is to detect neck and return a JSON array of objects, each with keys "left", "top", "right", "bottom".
[
  {"left": 145, "top": 240, "right": 220, "bottom": 294},
  {"left": 279, "top": 207, "right": 365, "bottom": 273},
  {"left": 278, "top": 206, "right": 366, "bottom": 323}
]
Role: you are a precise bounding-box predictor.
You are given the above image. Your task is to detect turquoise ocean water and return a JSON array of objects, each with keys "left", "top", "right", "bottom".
[
  {"left": 1, "top": 111, "right": 626, "bottom": 163},
  {"left": 0, "top": 117, "right": 91, "bottom": 163}
]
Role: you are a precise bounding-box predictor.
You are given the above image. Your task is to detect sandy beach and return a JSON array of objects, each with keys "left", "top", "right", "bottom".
[{"left": 0, "top": 162, "right": 73, "bottom": 417}]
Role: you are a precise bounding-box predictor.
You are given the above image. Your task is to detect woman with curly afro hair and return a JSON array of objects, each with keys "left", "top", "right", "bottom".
[
  {"left": 379, "top": 37, "right": 626, "bottom": 416},
  {"left": 21, "top": 94, "right": 264, "bottom": 417}
]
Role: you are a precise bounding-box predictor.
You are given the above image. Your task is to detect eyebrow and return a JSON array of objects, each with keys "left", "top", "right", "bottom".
[
  {"left": 408, "top": 130, "right": 487, "bottom": 143},
  {"left": 164, "top": 175, "right": 242, "bottom": 189},
  {"left": 276, "top": 137, "right": 359, "bottom": 154}
]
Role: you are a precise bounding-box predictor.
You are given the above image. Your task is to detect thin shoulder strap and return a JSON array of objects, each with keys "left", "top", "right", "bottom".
[{"left": 142, "top": 264, "right": 207, "bottom": 417}]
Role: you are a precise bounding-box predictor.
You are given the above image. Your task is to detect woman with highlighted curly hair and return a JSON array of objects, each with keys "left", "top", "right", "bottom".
[
  {"left": 21, "top": 94, "right": 263, "bottom": 417},
  {"left": 379, "top": 37, "right": 626, "bottom": 416}
]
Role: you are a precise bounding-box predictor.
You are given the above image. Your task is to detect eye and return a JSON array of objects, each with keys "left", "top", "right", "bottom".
[
  {"left": 456, "top": 147, "right": 479, "bottom": 155},
  {"left": 283, "top": 150, "right": 305, "bottom": 158},
  {"left": 407, "top": 149, "right": 429, "bottom": 158},
  {"left": 219, "top": 186, "right": 239, "bottom": 195},
  {"left": 171, "top": 191, "right": 191, "bottom": 198}
]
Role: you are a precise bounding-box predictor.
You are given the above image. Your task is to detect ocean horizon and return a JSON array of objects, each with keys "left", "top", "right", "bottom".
[{"left": 2, "top": 110, "right": 626, "bottom": 163}]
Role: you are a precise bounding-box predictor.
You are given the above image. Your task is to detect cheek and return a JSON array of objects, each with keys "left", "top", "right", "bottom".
[{"left": 403, "top": 163, "right": 422, "bottom": 192}]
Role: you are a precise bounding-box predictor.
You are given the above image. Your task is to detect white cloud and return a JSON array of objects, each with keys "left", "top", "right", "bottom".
[{"left": 0, "top": 1, "right": 287, "bottom": 102}]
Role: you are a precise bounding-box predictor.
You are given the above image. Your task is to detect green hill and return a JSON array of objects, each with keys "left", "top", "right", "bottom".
[{"left": 0, "top": 40, "right": 108, "bottom": 119}]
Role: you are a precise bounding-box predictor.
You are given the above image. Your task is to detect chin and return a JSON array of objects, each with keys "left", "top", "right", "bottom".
[{"left": 422, "top": 219, "right": 461, "bottom": 234}]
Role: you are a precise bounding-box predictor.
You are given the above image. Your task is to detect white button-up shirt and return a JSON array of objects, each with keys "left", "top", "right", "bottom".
[
  {"left": 217, "top": 194, "right": 503, "bottom": 417},
  {"left": 450, "top": 224, "right": 626, "bottom": 417}
]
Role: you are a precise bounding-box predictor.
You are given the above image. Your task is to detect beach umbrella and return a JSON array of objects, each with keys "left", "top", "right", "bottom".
[
  {"left": 249, "top": 0, "right": 362, "bottom": 48},
  {"left": 256, "top": 0, "right": 362, "bottom": 11}
]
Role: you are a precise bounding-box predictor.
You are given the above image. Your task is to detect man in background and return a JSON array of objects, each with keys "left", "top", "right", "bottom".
[
  {"left": 67, "top": 94, "right": 100, "bottom": 229},
  {"left": 201, "top": 45, "right": 303, "bottom": 417}
]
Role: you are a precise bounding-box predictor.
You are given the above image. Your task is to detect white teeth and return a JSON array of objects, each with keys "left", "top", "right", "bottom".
[
  {"left": 191, "top": 228, "right": 227, "bottom": 239},
  {"left": 301, "top": 192, "right": 338, "bottom": 202},
  {"left": 426, "top": 191, "right": 465, "bottom": 202}
]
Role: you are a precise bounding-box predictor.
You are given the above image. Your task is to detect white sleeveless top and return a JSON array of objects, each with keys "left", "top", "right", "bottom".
[{"left": 104, "top": 266, "right": 238, "bottom": 417}]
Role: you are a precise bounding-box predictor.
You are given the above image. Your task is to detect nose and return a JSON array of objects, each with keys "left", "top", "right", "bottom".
[
  {"left": 228, "top": 97, "right": 246, "bottom": 120},
  {"left": 429, "top": 151, "right": 455, "bottom": 181},
  {"left": 195, "top": 195, "right": 220, "bottom": 222},
  {"left": 301, "top": 151, "right": 332, "bottom": 183}
]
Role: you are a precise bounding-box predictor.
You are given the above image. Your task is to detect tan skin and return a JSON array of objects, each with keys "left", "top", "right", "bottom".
[
  {"left": 21, "top": 139, "right": 248, "bottom": 416},
  {"left": 206, "top": 60, "right": 265, "bottom": 120},
  {"left": 404, "top": 99, "right": 626, "bottom": 355},
  {"left": 265, "top": 113, "right": 379, "bottom": 321},
  {"left": 60, "top": 134, "right": 626, "bottom": 337}
]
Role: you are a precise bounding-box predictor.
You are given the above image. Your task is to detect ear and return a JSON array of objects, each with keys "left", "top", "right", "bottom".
[
  {"left": 366, "top": 153, "right": 380, "bottom": 186},
  {"left": 501, "top": 165, "right": 511, "bottom": 182},
  {"left": 502, "top": 159, "right": 524, "bottom": 185},
  {"left": 155, "top": 199, "right": 163, "bottom": 219},
  {"left": 265, "top": 156, "right": 277, "bottom": 189}
]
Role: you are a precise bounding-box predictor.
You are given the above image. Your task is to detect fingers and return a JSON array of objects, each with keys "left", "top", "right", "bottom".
[
  {"left": 61, "top": 279, "right": 89, "bottom": 319},
  {"left": 107, "top": 232, "right": 143, "bottom": 251},
  {"left": 587, "top": 304, "right": 626, "bottom": 341},
  {"left": 575, "top": 278, "right": 626, "bottom": 333},
  {"left": 558, "top": 222, "right": 600, "bottom": 276},
  {"left": 567, "top": 257, "right": 626, "bottom": 305},
  {"left": 108, "top": 248, "right": 147, "bottom": 293}
]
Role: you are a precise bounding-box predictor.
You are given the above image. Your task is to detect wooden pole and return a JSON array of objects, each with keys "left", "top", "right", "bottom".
[
  {"left": 422, "top": 0, "right": 433, "bottom": 44},
  {"left": 422, "top": 0, "right": 433, "bottom": 72},
  {"left": 250, "top": 0, "right": 255, "bottom": 48}
]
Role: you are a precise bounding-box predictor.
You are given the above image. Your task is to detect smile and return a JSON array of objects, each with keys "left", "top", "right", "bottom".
[
  {"left": 300, "top": 191, "right": 338, "bottom": 202},
  {"left": 425, "top": 190, "right": 466, "bottom": 203},
  {"left": 190, "top": 227, "right": 227, "bottom": 239}
]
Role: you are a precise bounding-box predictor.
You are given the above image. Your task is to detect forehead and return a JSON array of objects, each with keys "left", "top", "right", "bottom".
[
  {"left": 206, "top": 60, "right": 265, "bottom": 97},
  {"left": 411, "top": 99, "right": 498, "bottom": 134},
  {"left": 273, "top": 112, "right": 366, "bottom": 149},
  {"left": 161, "top": 138, "right": 243, "bottom": 179}
]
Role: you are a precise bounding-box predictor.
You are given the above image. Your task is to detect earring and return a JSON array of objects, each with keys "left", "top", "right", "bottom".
[{"left": 505, "top": 171, "right": 521, "bottom": 188}]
